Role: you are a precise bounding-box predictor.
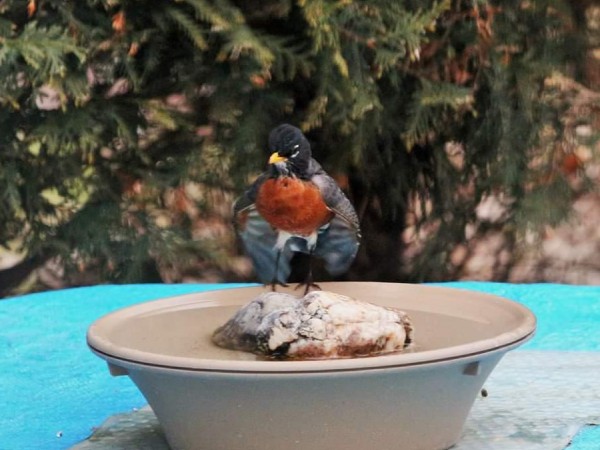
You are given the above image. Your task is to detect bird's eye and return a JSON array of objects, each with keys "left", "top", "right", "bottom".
[{"left": 290, "top": 144, "right": 300, "bottom": 158}]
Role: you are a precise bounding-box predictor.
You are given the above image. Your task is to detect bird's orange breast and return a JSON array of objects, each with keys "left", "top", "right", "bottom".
[{"left": 256, "top": 178, "right": 334, "bottom": 236}]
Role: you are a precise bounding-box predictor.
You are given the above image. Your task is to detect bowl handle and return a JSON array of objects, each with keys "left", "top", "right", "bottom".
[
  {"left": 107, "top": 362, "right": 128, "bottom": 377},
  {"left": 463, "top": 361, "right": 481, "bottom": 376}
]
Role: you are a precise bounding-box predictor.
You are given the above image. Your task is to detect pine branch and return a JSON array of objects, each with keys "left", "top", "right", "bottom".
[
  {"left": 165, "top": 6, "right": 208, "bottom": 50},
  {"left": 0, "top": 22, "right": 86, "bottom": 78},
  {"left": 182, "top": 0, "right": 241, "bottom": 30},
  {"left": 403, "top": 79, "right": 473, "bottom": 149},
  {"left": 266, "top": 36, "right": 313, "bottom": 80}
]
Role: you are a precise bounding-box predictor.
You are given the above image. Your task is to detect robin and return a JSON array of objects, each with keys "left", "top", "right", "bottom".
[{"left": 233, "top": 124, "right": 361, "bottom": 293}]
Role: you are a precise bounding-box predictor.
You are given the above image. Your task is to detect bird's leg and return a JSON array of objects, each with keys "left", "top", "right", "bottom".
[
  {"left": 270, "top": 248, "right": 288, "bottom": 291},
  {"left": 301, "top": 250, "right": 321, "bottom": 295},
  {"left": 295, "top": 232, "right": 320, "bottom": 295}
]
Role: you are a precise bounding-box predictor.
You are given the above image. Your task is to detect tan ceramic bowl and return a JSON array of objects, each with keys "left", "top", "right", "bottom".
[{"left": 87, "top": 282, "right": 535, "bottom": 450}]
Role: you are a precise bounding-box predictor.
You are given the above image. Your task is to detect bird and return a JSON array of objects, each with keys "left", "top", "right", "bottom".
[{"left": 233, "top": 124, "right": 361, "bottom": 294}]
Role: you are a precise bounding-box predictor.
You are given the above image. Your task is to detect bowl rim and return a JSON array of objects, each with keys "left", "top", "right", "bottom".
[{"left": 87, "top": 282, "right": 536, "bottom": 374}]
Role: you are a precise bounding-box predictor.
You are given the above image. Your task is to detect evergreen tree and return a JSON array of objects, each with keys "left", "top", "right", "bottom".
[{"left": 0, "top": 0, "right": 594, "bottom": 295}]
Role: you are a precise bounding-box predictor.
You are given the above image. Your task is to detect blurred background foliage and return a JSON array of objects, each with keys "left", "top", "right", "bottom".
[{"left": 0, "top": 0, "right": 598, "bottom": 297}]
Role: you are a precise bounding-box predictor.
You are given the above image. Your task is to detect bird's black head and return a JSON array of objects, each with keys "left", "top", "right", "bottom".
[{"left": 267, "top": 124, "right": 312, "bottom": 177}]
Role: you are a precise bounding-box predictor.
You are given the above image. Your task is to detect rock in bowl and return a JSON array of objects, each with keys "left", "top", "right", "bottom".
[
  {"left": 87, "top": 282, "right": 536, "bottom": 450},
  {"left": 212, "top": 290, "right": 414, "bottom": 359}
]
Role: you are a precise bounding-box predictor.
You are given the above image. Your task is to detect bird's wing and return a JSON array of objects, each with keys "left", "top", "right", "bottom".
[
  {"left": 233, "top": 185, "right": 293, "bottom": 284},
  {"left": 309, "top": 166, "right": 361, "bottom": 275}
]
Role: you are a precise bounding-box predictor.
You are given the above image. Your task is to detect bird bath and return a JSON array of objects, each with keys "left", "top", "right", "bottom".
[{"left": 87, "top": 282, "right": 535, "bottom": 450}]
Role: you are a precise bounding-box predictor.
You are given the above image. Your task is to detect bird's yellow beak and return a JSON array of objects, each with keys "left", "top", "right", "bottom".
[{"left": 268, "top": 152, "right": 287, "bottom": 164}]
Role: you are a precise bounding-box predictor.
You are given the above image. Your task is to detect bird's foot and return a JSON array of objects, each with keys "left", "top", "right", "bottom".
[
  {"left": 295, "top": 281, "right": 321, "bottom": 296},
  {"left": 268, "top": 280, "right": 289, "bottom": 292}
]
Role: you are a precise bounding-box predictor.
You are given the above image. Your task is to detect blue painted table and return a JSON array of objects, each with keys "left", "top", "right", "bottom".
[{"left": 1, "top": 282, "right": 598, "bottom": 450}]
